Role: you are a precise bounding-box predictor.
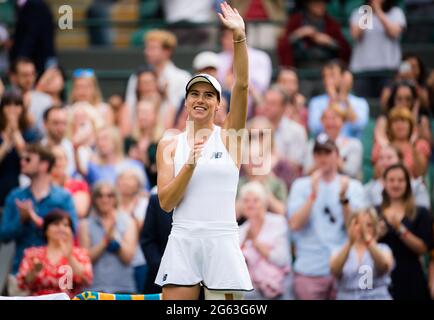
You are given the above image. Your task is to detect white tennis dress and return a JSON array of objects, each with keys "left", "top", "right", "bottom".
[{"left": 155, "top": 125, "right": 253, "bottom": 291}]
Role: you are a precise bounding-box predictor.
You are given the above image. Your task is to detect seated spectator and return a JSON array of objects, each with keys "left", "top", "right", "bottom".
[
  {"left": 35, "top": 66, "right": 67, "bottom": 107},
  {"left": 381, "top": 54, "right": 430, "bottom": 112},
  {"left": 140, "top": 193, "right": 173, "bottom": 294},
  {"left": 277, "top": 0, "right": 350, "bottom": 68},
  {"left": 377, "top": 163, "right": 433, "bottom": 300},
  {"left": 230, "top": 0, "right": 286, "bottom": 50},
  {"left": 79, "top": 182, "right": 137, "bottom": 294},
  {"left": 51, "top": 145, "right": 91, "bottom": 219},
  {"left": 376, "top": 79, "right": 432, "bottom": 145},
  {"left": 124, "top": 99, "right": 163, "bottom": 188},
  {"left": 42, "top": 106, "right": 76, "bottom": 177},
  {"left": 9, "top": 58, "right": 53, "bottom": 134},
  {"left": 349, "top": 0, "right": 406, "bottom": 97},
  {"left": 217, "top": 26, "right": 272, "bottom": 118},
  {"left": 74, "top": 126, "right": 147, "bottom": 188},
  {"left": 67, "top": 68, "right": 114, "bottom": 126},
  {"left": 16, "top": 210, "right": 93, "bottom": 298},
  {"left": 276, "top": 67, "right": 308, "bottom": 130},
  {"left": 330, "top": 208, "right": 394, "bottom": 300},
  {"left": 304, "top": 106, "right": 363, "bottom": 179},
  {"left": 0, "top": 91, "right": 40, "bottom": 207},
  {"left": 238, "top": 182, "right": 293, "bottom": 300},
  {"left": 287, "top": 134, "right": 366, "bottom": 300},
  {"left": 125, "top": 30, "right": 191, "bottom": 115},
  {"left": 365, "top": 144, "right": 430, "bottom": 209},
  {"left": 0, "top": 144, "right": 77, "bottom": 274},
  {"left": 117, "top": 168, "right": 149, "bottom": 293},
  {"left": 372, "top": 107, "right": 431, "bottom": 178},
  {"left": 257, "top": 86, "right": 307, "bottom": 168},
  {"left": 308, "top": 60, "right": 369, "bottom": 140}
]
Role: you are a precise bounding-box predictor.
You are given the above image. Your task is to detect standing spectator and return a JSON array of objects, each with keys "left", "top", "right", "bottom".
[
  {"left": 0, "top": 91, "right": 40, "bottom": 207},
  {"left": 308, "top": 60, "right": 369, "bottom": 140},
  {"left": 9, "top": 0, "right": 56, "bottom": 76},
  {"left": 277, "top": 0, "right": 351, "bottom": 68},
  {"left": 217, "top": 26, "right": 272, "bottom": 117},
  {"left": 372, "top": 107, "right": 431, "bottom": 178},
  {"left": 124, "top": 99, "right": 163, "bottom": 188},
  {"left": 86, "top": 0, "right": 113, "bottom": 46},
  {"left": 365, "top": 144, "right": 430, "bottom": 209},
  {"left": 74, "top": 126, "right": 147, "bottom": 188},
  {"left": 140, "top": 193, "right": 173, "bottom": 294},
  {"left": 276, "top": 67, "right": 308, "bottom": 130},
  {"left": 68, "top": 68, "right": 114, "bottom": 127},
  {"left": 239, "top": 182, "right": 293, "bottom": 300},
  {"left": 377, "top": 163, "right": 433, "bottom": 300},
  {"left": 349, "top": 0, "right": 406, "bottom": 97},
  {"left": 162, "top": 0, "right": 216, "bottom": 46},
  {"left": 51, "top": 145, "right": 91, "bottom": 219},
  {"left": 304, "top": 106, "right": 363, "bottom": 179},
  {"left": 42, "top": 106, "right": 76, "bottom": 177},
  {"left": 259, "top": 86, "right": 307, "bottom": 168},
  {"left": 16, "top": 210, "right": 93, "bottom": 297},
  {"left": 330, "top": 208, "right": 394, "bottom": 300},
  {"left": 287, "top": 134, "right": 366, "bottom": 300},
  {"left": 230, "top": 0, "right": 286, "bottom": 50},
  {"left": 0, "top": 144, "right": 77, "bottom": 274},
  {"left": 9, "top": 58, "right": 53, "bottom": 134},
  {"left": 79, "top": 182, "right": 137, "bottom": 294},
  {"left": 125, "top": 30, "right": 191, "bottom": 115}
]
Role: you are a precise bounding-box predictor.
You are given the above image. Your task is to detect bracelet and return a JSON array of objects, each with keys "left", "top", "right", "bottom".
[
  {"left": 233, "top": 37, "right": 247, "bottom": 43},
  {"left": 398, "top": 224, "right": 409, "bottom": 238}
]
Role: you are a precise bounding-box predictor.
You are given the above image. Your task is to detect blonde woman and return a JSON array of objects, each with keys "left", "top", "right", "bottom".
[
  {"left": 68, "top": 68, "right": 114, "bottom": 126},
  {"left": 74, "top": 126, "right": 146, "bottom": 187},
  {"left": 330, "top": 208, "right": 394, "bottom": 300}
]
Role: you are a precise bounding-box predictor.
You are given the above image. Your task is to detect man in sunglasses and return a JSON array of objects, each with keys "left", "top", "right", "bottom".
[
  {"left": 0, "top": 144, "right": 77, "bottom": 277},
  {"left": 287, "top": 133, "right": 366, "bottom": 300}
]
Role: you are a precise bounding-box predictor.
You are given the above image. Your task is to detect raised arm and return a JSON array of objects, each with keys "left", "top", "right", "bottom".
[{"left": 219, "top": 2, "right": 249, "bottom": 132}]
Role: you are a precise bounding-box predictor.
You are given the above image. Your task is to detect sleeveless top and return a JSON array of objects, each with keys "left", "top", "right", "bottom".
[
  {"left": 173, "top": 125, "right": 239, "bottom": 223},
  {"left": 87, "top": 212, "right": 135, "bottom": 293}
]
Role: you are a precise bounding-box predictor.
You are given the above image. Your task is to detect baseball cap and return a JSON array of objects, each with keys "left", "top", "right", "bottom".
[
  {"left": 313, "top": 133, "right": 338, "bottom": 153},
  {"left": 193, "top": 51, "right": 219, "bottom": 71},
  {"left": 185, "top": 73, "right": 222, "bottom": 101}
]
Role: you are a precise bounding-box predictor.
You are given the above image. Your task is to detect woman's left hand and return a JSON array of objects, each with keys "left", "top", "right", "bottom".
[{"left": 218, "top": 2, "right": 245, "bottom": 33}]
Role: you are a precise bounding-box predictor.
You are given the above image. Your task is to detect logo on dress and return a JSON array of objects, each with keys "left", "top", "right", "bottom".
[
  {"left": 211, "top": 151, "right": 223, "bottom": 159},
  {"left": 163, "top": 274, "right": 168, "bottom": 282}
]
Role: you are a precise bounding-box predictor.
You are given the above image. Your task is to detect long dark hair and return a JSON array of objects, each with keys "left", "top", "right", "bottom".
[
  {"left": 381, "top": 163, "right": 415, "bottom": 220},
  {"left": 0, "top": 90, "right": 29, "bottom": 132},
  {"left": 386, "top": 79, "right": 418, "bottom": 112},
  {"left": 403, "top": 53, "right": 427, "bottom": 86}
]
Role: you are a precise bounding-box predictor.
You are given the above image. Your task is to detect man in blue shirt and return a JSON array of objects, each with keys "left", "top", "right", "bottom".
[
  {"left": 308, "top": 60, "right": 369, "bottom": 139},
  {"left": 287, "top": 134, "right": 366, "bottom": 300},
  {"left": 0, "top": 144, "right": 77, "bottom": 274}
]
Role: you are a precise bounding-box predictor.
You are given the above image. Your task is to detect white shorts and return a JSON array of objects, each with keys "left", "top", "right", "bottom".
[{"left": 155, "top": 221, "right": 253, "bottom": 291}]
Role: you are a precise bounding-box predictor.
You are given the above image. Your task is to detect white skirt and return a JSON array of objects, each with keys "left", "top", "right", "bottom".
[{"left": 155, "top": 221, "right": 253, "bottom": 291}]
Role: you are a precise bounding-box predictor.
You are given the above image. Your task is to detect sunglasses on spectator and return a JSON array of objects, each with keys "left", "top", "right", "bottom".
[
  {"left": 73, "top": 68, "right": 95, "bottom": 78},
  {"left": 95, "top": 192, "right": 115, "bottom": 199},
  {"left": 324, "top": 206, "right": 336, "bottom": 224}
]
